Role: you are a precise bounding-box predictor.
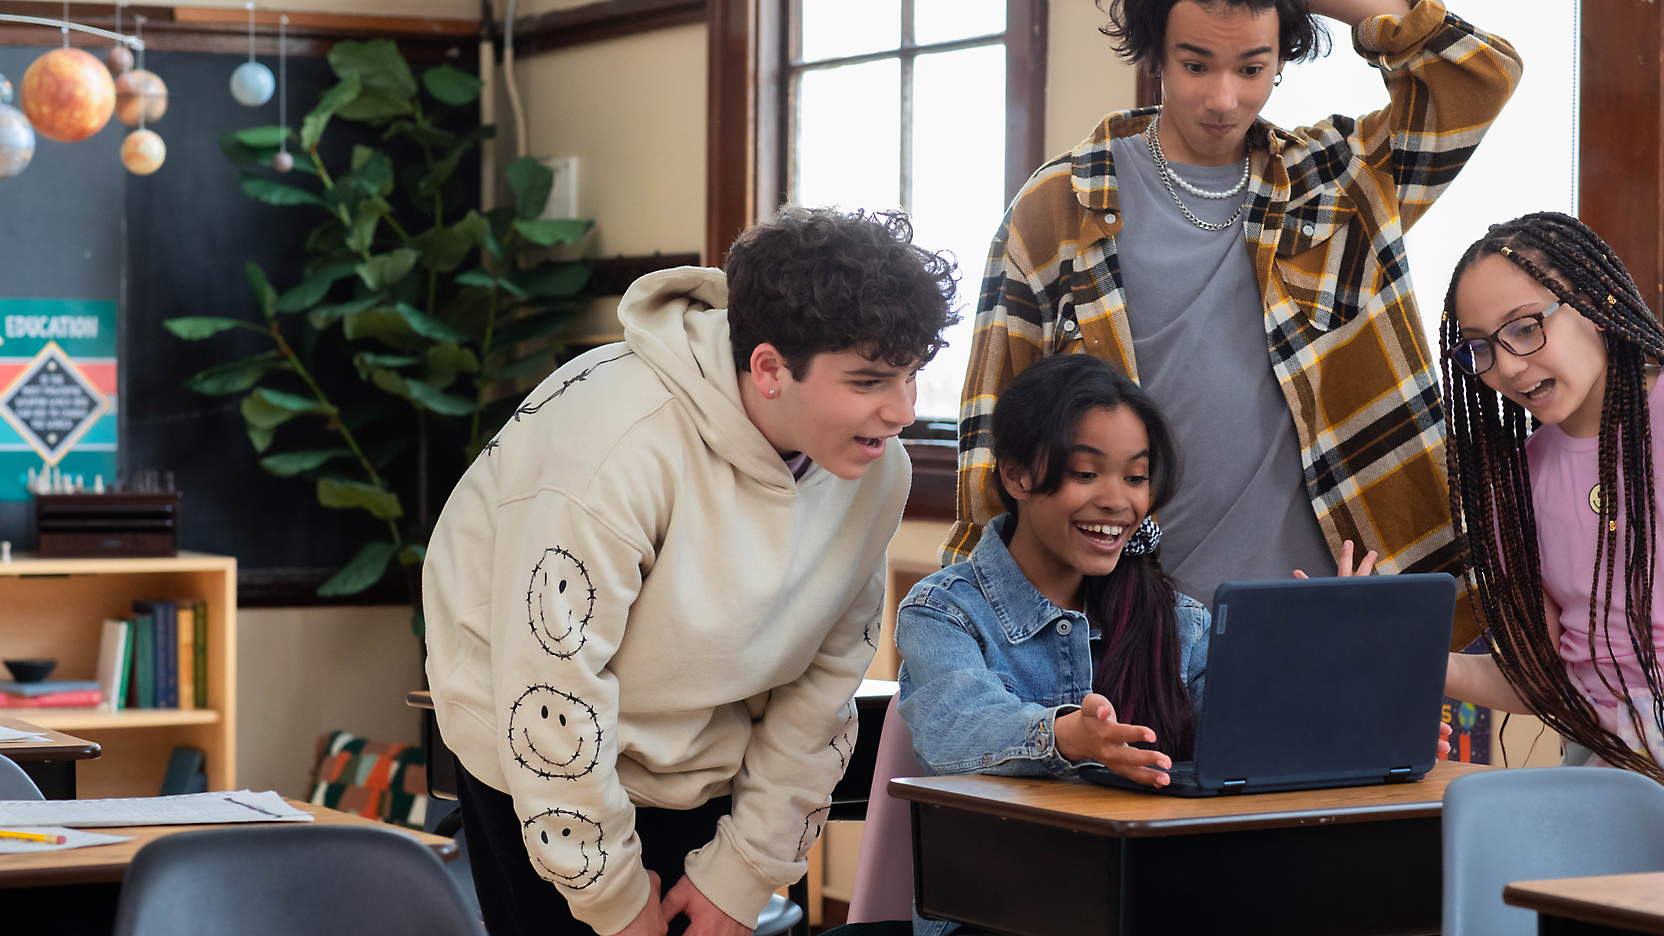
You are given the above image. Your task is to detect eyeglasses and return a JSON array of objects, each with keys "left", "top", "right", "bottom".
[{"left": 1444, "top": 303, "right": 1561, "bottom": 376}]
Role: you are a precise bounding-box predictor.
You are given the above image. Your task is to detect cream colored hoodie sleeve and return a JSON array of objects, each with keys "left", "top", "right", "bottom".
[
  {"left": 681, "top": 562, "right": 885, "bottom": 923},
  {"left": 494, "top": 486, "right": 656, "bottom": 936}
]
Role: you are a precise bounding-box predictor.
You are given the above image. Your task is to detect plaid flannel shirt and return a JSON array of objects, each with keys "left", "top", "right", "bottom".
[{"left": 944, "top": 1, "right": 1521, "bottom": 650}]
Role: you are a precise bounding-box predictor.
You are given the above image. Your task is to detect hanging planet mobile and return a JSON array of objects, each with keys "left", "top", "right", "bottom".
[
  {"left": 114, "top": 67, "right": 166, "bottom": 127},
  {"left": 120, "top": 127, "right": 164, "bottom": 175},
  {"left": 22, "top": 47, "right": 115, "bottom": 143},
  {"left": 230, "top": 60, "right": 273, "bottom": 107},
  {"left": 0, "top": 74, "right": 35, "bottom": 179}
]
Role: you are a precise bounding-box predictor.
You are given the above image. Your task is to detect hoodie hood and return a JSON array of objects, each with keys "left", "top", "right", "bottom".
[{"left": 619, "top": 266, "right": 794, "bottom": 492}]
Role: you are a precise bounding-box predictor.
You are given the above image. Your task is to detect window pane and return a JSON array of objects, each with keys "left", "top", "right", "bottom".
[
  {"left": 909, "top": 44, "right": 1007, "bottom": 421},
  {"left": 794, "top": 59, "right": 902, "bottom": 214},
  {"left": 914, "top": 0, "right": 1005, "bottom": 46},
  {"left": 799, "top": 0, "right": 901, "bottom": 63},
  {"left": 1258, "top": 0, "right": 1577, "bottom": 359}
]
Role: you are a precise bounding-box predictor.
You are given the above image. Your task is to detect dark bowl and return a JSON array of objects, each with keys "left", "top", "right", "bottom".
[{"left": 3, "top": 658, "right": 57, "bottom": 683}]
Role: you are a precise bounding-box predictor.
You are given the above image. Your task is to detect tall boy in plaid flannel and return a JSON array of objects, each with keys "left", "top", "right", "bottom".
[{"left": 947, "top": 0, "right": 1520, "bottom": 648}]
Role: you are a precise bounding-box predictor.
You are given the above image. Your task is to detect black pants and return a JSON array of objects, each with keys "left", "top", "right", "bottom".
[{"left": 456, "top": 763, "right": 731, "bottom": 936}]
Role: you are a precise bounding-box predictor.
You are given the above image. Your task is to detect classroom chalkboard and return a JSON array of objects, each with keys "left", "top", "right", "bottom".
[{"left": 0, "top": 43, "right": 478, "bottom": 603}]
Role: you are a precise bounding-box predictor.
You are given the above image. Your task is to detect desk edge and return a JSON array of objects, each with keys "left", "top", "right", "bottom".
[{"left": 1503, "top": 883, "right": 1664, "bottom": 936}]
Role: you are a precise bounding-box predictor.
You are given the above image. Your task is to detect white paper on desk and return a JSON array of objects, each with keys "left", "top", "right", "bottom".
[
  {"left": 0, "top": 826, "right": 130, "bottom": 854},
  {"left": 0, "top": 725, "right": 48, "bottom": 743},
  {"left": 0, "top": 790, "right": 315, "bottom": 828}
]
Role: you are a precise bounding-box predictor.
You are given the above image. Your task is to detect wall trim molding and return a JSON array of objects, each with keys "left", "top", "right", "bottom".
[{"left": 512, "top": 0, "right": 706, "bottom": 57}]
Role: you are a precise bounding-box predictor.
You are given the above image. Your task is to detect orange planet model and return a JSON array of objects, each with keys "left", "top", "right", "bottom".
[
  {"left": 120, "top": 128, "right": 165, "bottom": 174},
  {"left": 114, "top": 68, "right": 167, "bottom": 128},
  {"left": 21, "top": 48, "right": 115, "bottom": 143}
]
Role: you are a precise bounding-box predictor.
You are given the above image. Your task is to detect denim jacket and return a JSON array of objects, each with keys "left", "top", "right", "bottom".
[{"left": 897, "top": 514, "right": 1210, "bottom": 779}]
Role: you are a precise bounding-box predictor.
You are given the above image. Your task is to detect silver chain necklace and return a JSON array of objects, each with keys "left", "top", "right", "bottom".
[{"left": 1144, "top": 114, "right": 1250, "bottom": 233}]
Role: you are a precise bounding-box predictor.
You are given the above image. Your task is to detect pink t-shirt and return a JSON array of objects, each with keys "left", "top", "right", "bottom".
[{"left": 1525, "top": 375, "right": 1664, "bottom": 760}]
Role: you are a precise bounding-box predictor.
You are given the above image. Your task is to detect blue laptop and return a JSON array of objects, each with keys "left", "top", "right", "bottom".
[{"left": 1083, "top": 573, "right": 1457, "bottom": 798}]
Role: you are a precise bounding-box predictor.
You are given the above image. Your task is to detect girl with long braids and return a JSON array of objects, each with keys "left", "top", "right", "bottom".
[{"left": 1442, "top": 211, "right": 1664, "bottom": 779}]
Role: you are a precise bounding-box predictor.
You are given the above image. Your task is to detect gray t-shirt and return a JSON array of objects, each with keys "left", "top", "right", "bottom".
[{"left": 1110, "top": 133, "right": 1336, "bottom": 606}]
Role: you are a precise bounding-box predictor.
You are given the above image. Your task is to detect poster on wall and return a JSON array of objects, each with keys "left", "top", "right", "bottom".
[{"left": 0, "top": 299, "right": 118, "bottom": 500}]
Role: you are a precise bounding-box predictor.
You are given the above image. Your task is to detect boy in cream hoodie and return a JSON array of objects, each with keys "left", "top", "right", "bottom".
[{"left": 424, "top": 208, "right": 958, "bottom": 936}]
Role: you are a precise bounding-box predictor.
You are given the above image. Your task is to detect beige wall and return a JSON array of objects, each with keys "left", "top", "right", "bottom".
[
  {"left": 236, "top": 605, "right": 425, "bottom": 798},
  {"left": 1047, "top": 0, "right": 1140, "bottom": 161}
]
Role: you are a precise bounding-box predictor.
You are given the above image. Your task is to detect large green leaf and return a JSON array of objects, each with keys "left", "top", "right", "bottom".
[
  {"left": 245, "top": 262, "right": 278, "bottom": 319},
  {"left": 277, "top": 263, "right": 357, "bottom": 314},
  {"left": 398, "top": 543, "right": 427, "bottom": 565},
  {"left": 455, "top": 268, "right": 527, "bottom": 299},
  {"left": 317, "top": 540, "right": 400, "bottom": 597},
  {"left": 422, "top": 64, "right": 482, "bottom": 105},
  {"left": 164, "top": 317, "right": 263, "bottom": 340},
  {"left": 406, "top": 378, "right": 477, "bottom": 416},
  {"left": 416, "top": 149, "right": 465, "bottom": 199},
  {"left": 305, "top": 218, "right": 347, "bottom": 254},
  {"left": 328, "top": 39, "right": 418, "bottom": 101},
  {"left": 309, "top": 295, "right": 382, "bottom": 330},
  {"left": 515, "top": 262, "right": 591, "bottom": 298},
  {"left": 336, "top": 87, "right": 413, "bottom": 123},
  {"left": 512, "top": 218, "right": 592, "bottom": 247},
  {"left": 452, "top": 209, "right": 501, "bottom": 260},
  {"left": 410, "top": 224, "right": 474, "bottom": 274},
  {"left": 301, "top": 74, "right": 363, "bottom": 150},
  {"left": 253, "top": 386, "right": 329, "bottom": 414},
  {"left": 332, "top": 149, "right": 395, "bottom": 206},
  {"left": 260, "top": 449, "right": 343, "bottom": 477},
  {"left": 395, "top": 302, "right": 469, "bottom": 342},
  {"left": 344, "top": 199, "right": 389, "bottom": 255},
  {"left": 505, "top": 157, "right": 553, "bottom": 221},
  {"left": 356, "top": 248, "right": 421, "bottom": 292},
  {"left": 247, "top": 423, "right": 276, "bottom": 453},
  {"left": 343, "top": 308, "right": 415, "bottom": 344},
  {"left": 383, "top": 118, "right": 456, "bottom": 150},
  {"left": 234, "top": 125, "right": 294, "bottom": 148},
  {"left": 424, "top": 341, "right": 479, "bottom": 389},
  {"left": 317, "top": 477, "right": 403, "bottom": 520},
  {"left": 241, "top": 391, "right": 300, "bottom": 432},
  {"left": 239, "top": 172, "right": 326, "bottom": 208},
  {"left": 364, "top": 364, "right": 410, "bottom": 398},
  {"left": 354, "top": 352, "right": 421, "bottom": 373},
  {"left": 185, "top": 351, "right": 287, "bottom": 396}
]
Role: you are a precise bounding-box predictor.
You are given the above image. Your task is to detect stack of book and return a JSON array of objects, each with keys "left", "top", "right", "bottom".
[
  {"left": 0, "top": 679, "right": 102, "bottom": 708},
  {"left": 93, "top": 599, "right": 210, "bottom": 712}
]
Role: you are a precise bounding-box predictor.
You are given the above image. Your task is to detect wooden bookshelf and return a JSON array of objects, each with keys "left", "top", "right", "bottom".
[{"left": 0, "top": 551, "right": 236, "bottom": 798}]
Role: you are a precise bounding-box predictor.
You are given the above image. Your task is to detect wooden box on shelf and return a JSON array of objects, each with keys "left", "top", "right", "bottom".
[{"left": 0, "top": 551, "right": 235, "bottom": 798}]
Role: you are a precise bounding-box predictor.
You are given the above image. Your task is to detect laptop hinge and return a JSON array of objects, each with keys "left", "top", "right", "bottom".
[
  {"left": 1387, "top": 767, "right": 1413, "bottom": 782},
  {"left": 1221, "top": 779, "right": 1247, "bottom": 793}
]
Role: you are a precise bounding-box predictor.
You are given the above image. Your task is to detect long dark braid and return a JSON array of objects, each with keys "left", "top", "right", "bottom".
[{"left": 1442, "top": 211, "right": 1664, "bottom": 781}]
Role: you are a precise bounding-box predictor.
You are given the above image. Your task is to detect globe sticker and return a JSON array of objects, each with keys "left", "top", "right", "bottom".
[
  {"left": 508, "top": 685, "right": 603, "bottom": 781},
  {"left": 527, "top": 546, "right": 595, "bottom": 659},
  {"left": 523, "top": 807, "right": 606, "bottom": 890}
]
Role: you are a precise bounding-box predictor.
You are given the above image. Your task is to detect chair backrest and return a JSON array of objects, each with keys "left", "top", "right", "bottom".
[
  {"left": 1443, "top": 767, "right": 1664, "bottom": 936},
  {"left": 847, "top": 693, "right": 924, "bottom": 924},
  {"left": 113, "top": 824, "right": 486, "bottom": 936},
  {"left": 0, "top": 755, "right": 44, "bottom": 800}
]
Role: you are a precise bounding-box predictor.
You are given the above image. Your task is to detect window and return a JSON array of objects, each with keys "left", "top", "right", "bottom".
[
  {"left": 1256, "top": 0, "right": 1579, "bottom": 358},
  {"left": 784, "top": 0, "right": 1044, "bottom": 422}
]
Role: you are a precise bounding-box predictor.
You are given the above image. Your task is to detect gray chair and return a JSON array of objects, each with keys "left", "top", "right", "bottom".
[
  {"left": 0, "top": 755, "right": 44, "bottom": 799},
  {"left": 112, "top": 825, "right": 486, "bottom": 936},
  {"left": 1443, "top": 766, "right": 1664, "bottom": 936},
  {"left": 756, "top": 893, "right": 804, "bottom": 935}
]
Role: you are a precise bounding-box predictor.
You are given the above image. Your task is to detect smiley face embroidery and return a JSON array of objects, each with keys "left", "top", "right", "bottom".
[
  {"left": 509, "top": 685, "right": 603, "bottom": 781},
  {"left": 523, "top": 808, "right": 606, "bottom": 890},
  {"left": 527, "top": 546, "right": 595, "bottom": 658}
]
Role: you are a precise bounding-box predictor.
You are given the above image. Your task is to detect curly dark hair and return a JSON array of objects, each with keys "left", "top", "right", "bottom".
[
  {"left": 724, "top": 207, "right": 960, "bottom": 377},
  {"left": 1098, "top": 0, "right": 1329, "bottom": 73}
]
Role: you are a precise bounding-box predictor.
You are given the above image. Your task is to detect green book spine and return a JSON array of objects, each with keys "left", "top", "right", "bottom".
[
  {"left": 193, "top": 600, "right": 208, "bottom": 709},
  {"left": 113, "top": 620, "right": 131, "bottom": 712},
  {"left": 133, "top": 614, "right": 155, "bottom": 709}
]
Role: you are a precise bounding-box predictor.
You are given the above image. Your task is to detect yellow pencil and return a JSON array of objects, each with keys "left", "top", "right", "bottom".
[{"left": 0, "top": 829, "right": 67, "bottom": 844}]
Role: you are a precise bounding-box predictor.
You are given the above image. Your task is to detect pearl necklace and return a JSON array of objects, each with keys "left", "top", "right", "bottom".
[{"left": 1144, "top": 114, "right": 1250, "bottom": 233}]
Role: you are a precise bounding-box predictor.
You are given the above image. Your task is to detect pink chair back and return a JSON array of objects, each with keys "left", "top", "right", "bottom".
[{"left": 846, "top": 693, "right": 924, "bottom": 923}]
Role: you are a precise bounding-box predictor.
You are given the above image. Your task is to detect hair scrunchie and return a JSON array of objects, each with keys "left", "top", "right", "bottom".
[{"left": 1123, "top": 515, "right": 1162, "bottom": 556}]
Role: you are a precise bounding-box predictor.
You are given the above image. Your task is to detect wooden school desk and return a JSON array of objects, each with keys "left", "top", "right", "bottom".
[
  {"left": 0, "top": 715, "right": 101, "bottom": 799},
  {"left": 892, "top": 759, "right": 1493, "bottom": 936},
  {"left": 0, "top": 797, "right": 459, "bottom": 934},
  {"left": 1505, "top": 871, "right": 1664, "bottom": 935}
]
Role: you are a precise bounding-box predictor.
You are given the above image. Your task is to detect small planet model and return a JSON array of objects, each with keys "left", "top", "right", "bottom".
[
  {"left": 121, "top": 128, "right": 165, "bottom": 175},
  {"left": 114, "top": 68, "right": 167, "bottom": 128},
  {"left": 0, "top": 103, "right": 35, "bottom": 178},
  {"left": 272, "top": 150, "right": 294, "bottom": 173},
  {"left": 230, "top": 61, "right": 274, "bottom": 107},
  {"left": 105, "top": 45, "right": 134, "bottom": 76},
  {"left": 22, "top": 48, "right": 116, "bottom": 143}
]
